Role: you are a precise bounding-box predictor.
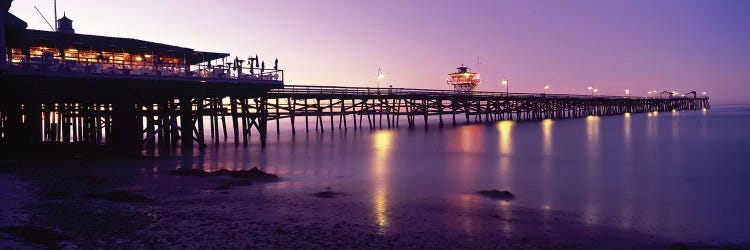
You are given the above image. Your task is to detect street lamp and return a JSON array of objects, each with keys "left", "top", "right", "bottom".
[
  {"left": 543, "top": 83, "right": 550, "bottom": 94},
  {"left": 376, "top": 68, "right": 384, "bottom": 89},
  {"left": 625, "top": 89, "right": 630, "bottom": 96},
  {"left": 502, "top": 78, "right": 509, "bottom": 97},
  {"left": 587, "top": 86, "right": 597, "bottom": 97}
]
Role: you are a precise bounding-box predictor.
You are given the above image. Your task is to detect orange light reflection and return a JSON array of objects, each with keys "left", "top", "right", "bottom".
[{"left": 371, "top": 130, "right": 394, "bottom": 234}]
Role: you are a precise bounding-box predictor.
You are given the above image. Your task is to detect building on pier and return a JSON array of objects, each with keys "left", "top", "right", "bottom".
[
  {"left": 3, "top": 11, "right": 283, "bottom": 83},
  {"left": 1, "top": 3, "right": 284, "bottom": 151},
  {"left": 447, "top": 65, "right": 480, "bottom": 92}
]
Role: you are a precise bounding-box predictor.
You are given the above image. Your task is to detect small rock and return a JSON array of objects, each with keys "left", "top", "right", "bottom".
[
  {"left": 228, "top": 167, "right": 279, "bottom": 180},
  {"left": 169, "top": 168, "right": 209, "bottom": 176},
  {"left": 88, "top": 190, "right": 153, "bottom": 204},
  {"left": 313, "top": 190, "right": 351, "bottom": 198},
  {"left": 476, "top": 190, "right": 515, "bottom": 200},
  {"left": 215, "top": 179, "right": 253, "bottom": 190},
  {"left": 1, "top": 225, "right": 71, "bottom": 247},
  {"left": 210, "top": 169, "right": 232, "bottom": 176}
]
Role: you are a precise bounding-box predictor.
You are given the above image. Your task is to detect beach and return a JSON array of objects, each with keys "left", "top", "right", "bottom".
[{"left": 2, "top": 106, "right": 750, "bottom": 249}]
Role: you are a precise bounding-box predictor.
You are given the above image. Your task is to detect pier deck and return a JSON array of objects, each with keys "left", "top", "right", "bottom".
[{"left": 0, "top": 79, "right": 709, "bottom": 151}]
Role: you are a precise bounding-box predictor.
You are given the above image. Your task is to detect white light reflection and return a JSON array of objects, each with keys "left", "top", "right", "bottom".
[
  {"left": 541, "top": 119, "right": 554, "bottom": 223},
  {"left": 497, "top": 121, "right": 514, "bottom": 192},
  {"left": 371, "top": 130, "right": 394, "bottom": 234},
  {"left": 499, "top": 200, "right": 513, "bottom": 234},
  {"left": 624, "top": 113, "right": 632, "bottom": 149},
  {"left": 496, "top": 121, "right": 514, "bottom": 235},
  {"left": 647, "top": 111, "right": 658, "bottom": 138},
  {"left": 586, "top": 116, "right": 600, "bottom": 158},
  {"left": 584, "top": 115, "right": 601, "bottom": 226},
  {"left": 542, "top": 119, "right": 553, "bottom": 156},
  {"left": 622, "top": 112, "right": 633, "bottom": 230},
  {"left": 497, "top": 121, "right": 514, "bottom": 155}
]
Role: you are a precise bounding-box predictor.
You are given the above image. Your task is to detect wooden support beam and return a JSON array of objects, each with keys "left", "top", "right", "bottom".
[{"left": 231, "top": 97, "right": 240, "bottom": 145}]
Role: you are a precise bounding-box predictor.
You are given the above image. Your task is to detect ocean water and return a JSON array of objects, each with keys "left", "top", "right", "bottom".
[{"left": 147, "top": 104, "right": 750, "bottom": 243}]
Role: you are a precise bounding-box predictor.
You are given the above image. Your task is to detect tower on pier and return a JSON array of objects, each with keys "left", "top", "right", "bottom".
[{"left": 447, "top": 65, "right": 480, "bottom": 92}]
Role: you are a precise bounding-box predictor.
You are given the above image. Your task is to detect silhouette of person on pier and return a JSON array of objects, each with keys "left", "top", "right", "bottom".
[{"left": 247, "top": 56, "right": 255, "bottom": 75}]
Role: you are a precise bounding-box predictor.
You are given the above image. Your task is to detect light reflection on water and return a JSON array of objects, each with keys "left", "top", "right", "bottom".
[
  {"left": 371, "top": 130, "right": 393, "bottom": 233},
  {"left": 541, "top": 119, "right": 554, "bottom": 224},
  {"left": 622, "top": 113, "right": 633, "bottom": 230},
  {"left": 145, "top": 106, "right": 750, "bottom": 242},
  {"left": 542, "top": 119, "right": 553, "bottom": 157},
  {"left": 584, "top": 116, "right": 600, "bottom": 225},
  {"left": 497, "top": 121, "right": 514, "bottom": 155}
]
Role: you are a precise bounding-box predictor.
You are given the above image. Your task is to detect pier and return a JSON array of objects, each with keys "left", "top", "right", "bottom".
[
  {"left": 0, "top": 79, "right": 709, "bottom": 151},
  {"left": 0, "top": 4, "right": 710, "bottom": 152}
]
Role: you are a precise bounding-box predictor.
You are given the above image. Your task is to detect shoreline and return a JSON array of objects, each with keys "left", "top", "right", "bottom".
[{"left": 4, "top": 159, "right": 744, "bottom": 249}]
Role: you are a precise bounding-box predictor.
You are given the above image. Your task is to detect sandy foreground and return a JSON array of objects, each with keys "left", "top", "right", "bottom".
[{"left": 0, "top": 159, "right": 737, "bottom": 249}]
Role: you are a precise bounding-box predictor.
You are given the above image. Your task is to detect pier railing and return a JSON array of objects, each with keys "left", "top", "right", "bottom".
[
  {"left": 273, "top": 85, "right": 706, "bottom": 100},
  {"left": 5, "top": 60, "right": 284, "bottom": 84}
]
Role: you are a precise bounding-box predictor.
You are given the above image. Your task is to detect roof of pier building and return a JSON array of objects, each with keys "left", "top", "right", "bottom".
[
  {"left": 4, "top": 10, "right": 227, "bottom": 65},
  {"left": 7, "top": 29, "right": 228, "bottom": 65}
]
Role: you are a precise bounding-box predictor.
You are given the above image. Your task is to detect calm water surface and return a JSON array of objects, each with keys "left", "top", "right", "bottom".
[{"left": 148, "top": 104, "right": 750, "bottom": 243}]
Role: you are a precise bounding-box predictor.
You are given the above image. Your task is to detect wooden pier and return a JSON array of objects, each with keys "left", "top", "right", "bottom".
[
  {"left": 0, "top": 77, "right": 710, "bottom": 152},
  {"left": 0, "top": 4, "right": 711, "bottom": 153},
  {"left": 265, "top": 86, "right": 709, "bottom": 134}
]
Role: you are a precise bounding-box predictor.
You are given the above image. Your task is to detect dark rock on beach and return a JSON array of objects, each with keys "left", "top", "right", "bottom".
[
  {"left": 313, "top": 187, "right": 351, "bottom": 198},
  {"left": 87, "top": 190, "right": 153, "bottom": 204},
  {"left": 210, "top": 169, "right": 233, "bottom": 176},
  {"left": 169, "top": 167, "right": 278, "bottom": 180},
  {"left": 169, "top": 168, "right": 210, "bottom": 176},
  {"left": 215, "top": 179, "right": 253, "bottom": 190},
  {"left": 1, "top": 225, "right": 72, "bottom": 247},
  {"left": 313, "top": 191, "right": 340, "bottom": 198},
  {"left": 227, "top": 167, "right": 279, "bottom": 180},
  {"left": 0, "top": 160, "right": 22, "bottom": 172},
  {"left": 670, "top": 242, "right": 750, "bottom": 250},
  {"left": 477, "top": 190, "right": 515, "bottom": 200}
]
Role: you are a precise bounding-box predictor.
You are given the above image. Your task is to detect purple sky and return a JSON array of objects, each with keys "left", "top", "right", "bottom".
[{"left": 11, "top": 0, "right": 750, "bottom": 103}]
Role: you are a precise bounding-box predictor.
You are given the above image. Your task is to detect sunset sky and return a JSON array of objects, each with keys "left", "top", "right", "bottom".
[{"left": 9, "top": 0, "right": 749, "bottom": 103}]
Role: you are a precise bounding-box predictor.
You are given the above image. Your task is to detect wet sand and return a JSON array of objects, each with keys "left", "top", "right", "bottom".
[{"left": 0, "top": 159, "right": 702, "bottom": 249}]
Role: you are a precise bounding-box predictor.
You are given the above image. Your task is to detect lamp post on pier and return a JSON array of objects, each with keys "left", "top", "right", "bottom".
[
  {"left": 501, "top": 78, "right": 509, "bottom": 97},
  {"left": 543, "top": 83, "right": 550, "bottom": 94},
  {"left": 587, "top": 86, "right": 598, "bottom": 97},
  {"left": 377, "top": 68, "right": 384, "bottom": 93}
]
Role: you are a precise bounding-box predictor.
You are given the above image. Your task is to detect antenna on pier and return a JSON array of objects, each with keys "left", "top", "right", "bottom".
[
  {"left": 476, "top": 56, "right": 481, "bottom": 74},
  {"left": 34, "top": 6, "right": 55, "bottom": 31},
  {"left": 54, "top": 0, "right": 58, "bottom": 31}
]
